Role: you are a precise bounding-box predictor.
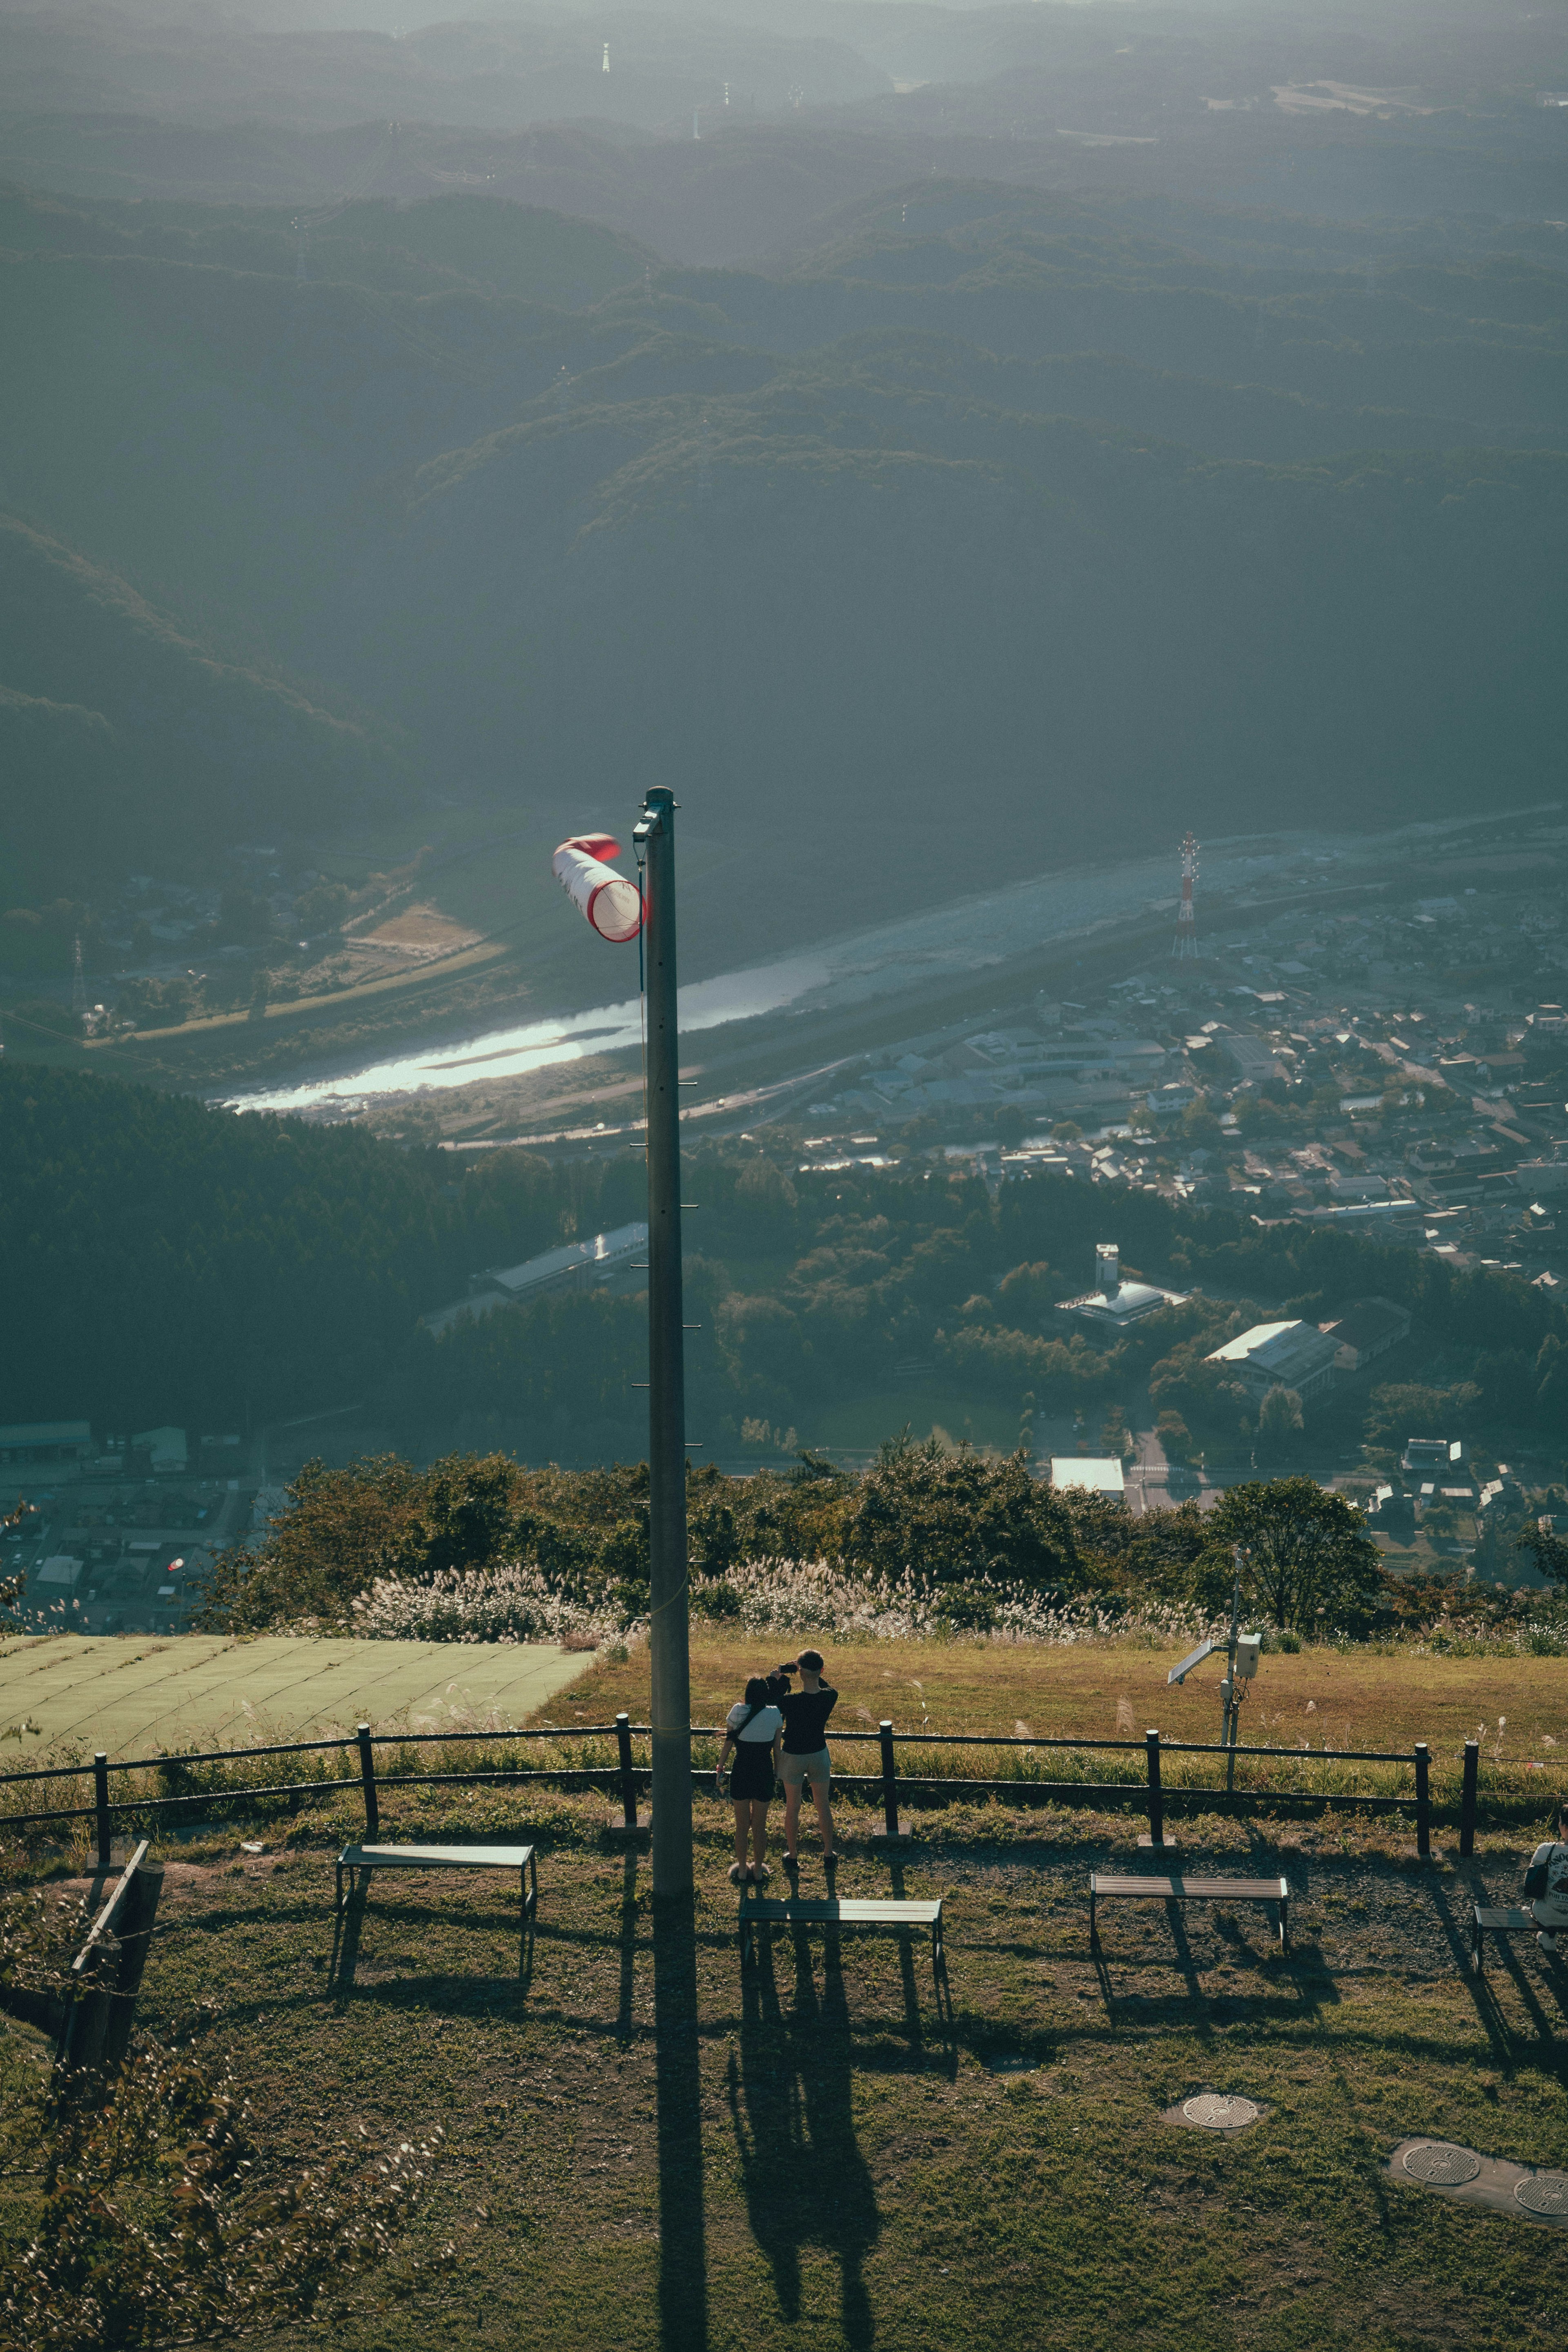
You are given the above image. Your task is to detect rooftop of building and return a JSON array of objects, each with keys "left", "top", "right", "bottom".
[
  {"left": 1206, "top": 1320, "right": 1341, "bottom": 1377},
  {"left": 1049, "top": 1457, "right": 1126, "bottom": 1496},
  {"left": 486, "top": 1222, "right": 648, "bottom": 1296}
]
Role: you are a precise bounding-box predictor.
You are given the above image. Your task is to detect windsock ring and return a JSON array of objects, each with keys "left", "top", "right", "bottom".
[{"left": 552, "top": 834, "right": 644, "bottom": 942}]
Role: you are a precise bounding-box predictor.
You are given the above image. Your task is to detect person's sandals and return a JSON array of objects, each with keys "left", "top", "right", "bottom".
[
  {"left": 728, "top": 1862, "right": 746, "bottom": 1886},
  {"left": 749, "top": 1863, "right": 771, "bottom": 1885},
  {"left": 1539, "top": 1930, "right": 1560, "bottom": 1955},
  {"left": 783, "top": 1853, "right": 800, "bottom": 1876}
]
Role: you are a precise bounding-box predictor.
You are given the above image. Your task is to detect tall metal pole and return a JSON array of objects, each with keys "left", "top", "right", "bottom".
[{"left": 633, "top": 788, "right": 693, "bottom": 1900}]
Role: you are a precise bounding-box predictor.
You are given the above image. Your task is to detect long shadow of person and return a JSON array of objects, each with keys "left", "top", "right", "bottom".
[{"left": 726, "top": 1925, "right": 880, "bottom": 2347}]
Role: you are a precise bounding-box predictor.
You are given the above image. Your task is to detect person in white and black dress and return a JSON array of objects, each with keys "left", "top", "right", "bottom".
[
  {"left": 774, "top": 1648, "right": 839, "bottom": 1874},
  {"left": 716, "top": 1675, "right": 783, "bottom": 1884}
]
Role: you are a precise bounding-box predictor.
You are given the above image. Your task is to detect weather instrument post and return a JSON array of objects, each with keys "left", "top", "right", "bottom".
[
  {"left": 551, "top": 808, "right": 693, "bottom": 1901},
  {"left": 631, "top": 789, "right": 694, "bottom": 1900},
  {"left": 1167, "top": 1548, "right": 1260, "bottom": 1795}
]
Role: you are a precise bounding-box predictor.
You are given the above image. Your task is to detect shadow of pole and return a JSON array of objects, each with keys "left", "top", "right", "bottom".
[
  {"left": 328, "top": 1874, "right": 368, "bottom": 1997},
  {"left": 653, "top": 1896, "right": 708, "bottom": 2352}
]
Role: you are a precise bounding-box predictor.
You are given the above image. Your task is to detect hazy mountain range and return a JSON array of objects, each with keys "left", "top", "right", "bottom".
[{"left": 1, "top": 0, "right": 1564, "bottom": 945}]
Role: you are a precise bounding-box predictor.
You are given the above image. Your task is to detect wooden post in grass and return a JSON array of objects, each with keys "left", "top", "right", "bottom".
[
  {"left": 103, "top": 1859, "right": 164, "bottom": 2070},
  {"left": 356, "top": 1724, "right": 379, "bottom": 1839},
  {"left": 616, "top": 1712, "right": 639, "bottom": 1830},
  {"left": 1414, "top": 1742, "right": 1430, "bottom": 1859},
  {"left": 1145, "top": 1728, "right": 1164, "bottom": 1850},
  {"left": 873, "top": 1720, "right": 907, "bottom": 1842},
  {"left": 1460, "top": 1739, "right": 1479, "bottom": 1859},
  {"left": 93, "top": 1753, "right": 112, "bottom": 1875}
]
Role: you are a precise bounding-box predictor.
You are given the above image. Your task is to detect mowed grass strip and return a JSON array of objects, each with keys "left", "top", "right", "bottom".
[{"left": 11, "top": 1798, "right": 1568, "bottom": 2352}]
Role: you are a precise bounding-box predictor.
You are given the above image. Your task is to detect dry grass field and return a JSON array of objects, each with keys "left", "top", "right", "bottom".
[{"left": 561, "top": 1635, "right": 1568, "bottom": 1760}]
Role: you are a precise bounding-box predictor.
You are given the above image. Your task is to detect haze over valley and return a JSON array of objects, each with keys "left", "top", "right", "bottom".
[{"left": 2, "top": 0, "right": 1567, "bottom": 1492}]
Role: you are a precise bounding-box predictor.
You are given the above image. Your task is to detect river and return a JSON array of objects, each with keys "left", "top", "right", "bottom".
[{"left": 222, "top": 817, "right": 1486, "bottom": 1117}]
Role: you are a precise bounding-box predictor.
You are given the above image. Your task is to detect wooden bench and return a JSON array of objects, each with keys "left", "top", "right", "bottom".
[
  {"left": 739, "top": 1891, "right": 944, "bottom": 1975},
  {"left": 336, "top": 1842, "right": 538, "bottom": 1924},
  {"left": 1090, "top": 1872, "right": 1291, "bottom": 1953},
  {"left": 1471, "top": 1904, "right": 1550, "bottom": 1974}
]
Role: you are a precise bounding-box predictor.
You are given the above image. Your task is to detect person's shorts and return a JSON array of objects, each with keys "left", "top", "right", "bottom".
[
  {"left": 780, "top": 1747, "right": 831, "bottom": 1788},
  {"left": 729, "top": 1742, "right": 775, "bottom": 1802}
]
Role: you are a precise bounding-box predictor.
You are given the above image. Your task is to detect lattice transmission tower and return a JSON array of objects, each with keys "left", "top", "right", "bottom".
[{"left": 1173, "top": 833, "right": 1199, "bottom": 959}]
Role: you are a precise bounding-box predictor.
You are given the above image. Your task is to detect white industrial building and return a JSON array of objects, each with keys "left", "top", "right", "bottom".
[
  {"left": 1049, "top": 1457, "right": 1126, "bottom": 1499},
  {"left": 1204, "top": 1321, "right": 1340, "bottom": 1403},
  {"left": 424, "top": 1222, "right": 650, "bottom": 1333},
  {"left": 0, "top": 1421, "right": 93, "bottom": 1466}
]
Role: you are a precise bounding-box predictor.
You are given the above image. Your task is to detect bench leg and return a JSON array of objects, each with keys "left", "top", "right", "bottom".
[
  {"left": 1473, "top": 1919, "right": 1484, "bottom": 1976},
  {"left": 1280, "top": 1896, "right": 1289, "bottom": 1956},
  {"left": 1089, "top": 1890, "right": 1097, "bottom": 1950}
]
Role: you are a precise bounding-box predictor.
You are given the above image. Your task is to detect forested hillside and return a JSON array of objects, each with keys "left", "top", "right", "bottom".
[
  {"left": 4, "top": 1069, "right": 1564, "bottom": 1466},
  {"left": 3, "top": 169, "right": 1565, "bottom": 942},
  {"left": 0, "top": 513, "right": 401, "bottom": 900}
]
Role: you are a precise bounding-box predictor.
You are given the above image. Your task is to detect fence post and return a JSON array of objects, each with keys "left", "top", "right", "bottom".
[
  {"left": 104, "top": 1860, "right": 164, "bottom": 2071},
  {"left": 93, "top": 1754, "right": 112, "bottom": 1875},
  {"left": 1414, "top": 1742, "right": 1430, "bottom": 1860},
  {"left": 879, "top": 1721, "right": 900, "bottom": 1839},
  {"left": 1145, "top": 1728, "right": 1164, "bottom": 1850},
  {"left": 615, "top": 1712, "right": 637, "bottom": 1831},
  {"left": 1460, "top": 1739, "right": 1478, "bottom": 1860},
  {"left": 356, "top": 1724, "right": 379, "bottom": 1840}
]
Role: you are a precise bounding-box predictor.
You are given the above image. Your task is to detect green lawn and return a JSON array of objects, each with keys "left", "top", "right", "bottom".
[
  {"left": 11, "top": 1801, "right": 1565, "bottom": 2352},
  {"left": 4, "top": 1643, "right": 1568, "bottom": 2349}
]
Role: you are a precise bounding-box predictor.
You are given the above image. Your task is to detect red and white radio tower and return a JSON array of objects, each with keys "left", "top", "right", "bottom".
[{"left": 1173, "top": 833, "right": 1199, "bottom": 959}]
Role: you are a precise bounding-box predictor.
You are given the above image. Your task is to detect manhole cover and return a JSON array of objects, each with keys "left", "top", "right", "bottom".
[
  {"left": 1515, "top": 2172, "right": 1568, "bottom": 2218},
  {"left": 1183, "top": 2095, "right": 1259, "bottom": 2131},
  {"left": 1402, "top": 2144, "right": 1482, "bottom": 2186}
]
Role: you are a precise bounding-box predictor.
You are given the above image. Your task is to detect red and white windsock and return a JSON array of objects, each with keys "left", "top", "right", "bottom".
[{"left": 552, "top": 834, "right": 644, "bottom": 942}]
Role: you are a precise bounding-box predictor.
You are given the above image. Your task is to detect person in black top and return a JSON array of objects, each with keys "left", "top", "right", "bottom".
[{"left": 774, "top": 1648, "right": 838, "bottom": 1872}]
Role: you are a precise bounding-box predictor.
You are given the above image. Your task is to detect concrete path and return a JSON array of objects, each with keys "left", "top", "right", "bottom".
[{"left": 0, "top": 1635, "right": 596, "bottom": 1759}]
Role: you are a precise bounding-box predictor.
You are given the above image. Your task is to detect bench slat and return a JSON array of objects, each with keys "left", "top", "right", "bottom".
[
  {"left": 1092, "top": 1874, "right": 1287, "bottom": 1902},
  {"left": 1474, "top": 1907, "right": 1533, "bottom": 1930},
  {"left": 339, "top": 1844, "right": 535, "bottom": 1869},
  {"left": 742, "top": 1899, "right": 941, "bottom": 1924}
]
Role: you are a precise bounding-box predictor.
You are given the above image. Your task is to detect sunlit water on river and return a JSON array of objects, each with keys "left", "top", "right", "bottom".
[{"left": 223, "top": 818, "right": 1486, "bottom": 1116}]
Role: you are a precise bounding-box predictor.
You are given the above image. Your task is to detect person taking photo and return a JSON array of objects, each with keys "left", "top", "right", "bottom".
[{"left": 774, "top": 1648, "right": 838, "bottom": 1875}]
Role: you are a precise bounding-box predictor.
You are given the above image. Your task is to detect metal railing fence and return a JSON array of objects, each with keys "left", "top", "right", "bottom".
[{"left": 2, "top": 1718, "right": 1556, "bottom": 1863}]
